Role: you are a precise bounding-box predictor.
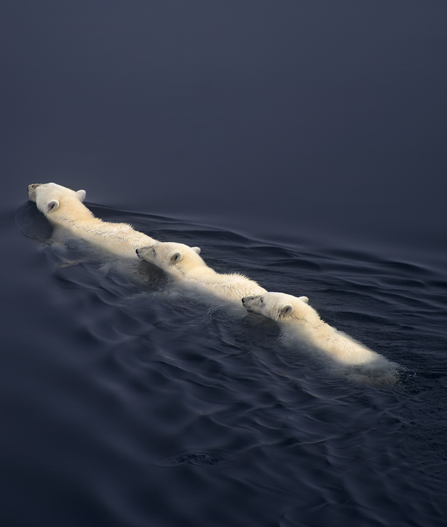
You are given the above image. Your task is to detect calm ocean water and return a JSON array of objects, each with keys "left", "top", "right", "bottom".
[
  {"left": 1, "top": 200, "right": 444, "bottom": 527},
  {"left": 1, "top": 1, "right": 447, "bottom": 525}
]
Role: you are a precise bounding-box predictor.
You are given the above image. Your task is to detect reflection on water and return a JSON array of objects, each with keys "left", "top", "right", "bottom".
[{"left": 5, "top": 201, "right": 446, "bottom": 526}]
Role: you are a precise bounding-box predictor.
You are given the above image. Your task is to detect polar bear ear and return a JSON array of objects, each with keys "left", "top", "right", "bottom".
[
  {"left": 170, "top": 252, "right": 183, "bottom": 264},
  {"left": 46, "top": 199, "right": 60, "bottom": 213},
  {"left": 192, "top": 247, "right": 201, "bottom": 255},
  {"left": 298, "top": 296, "right": 309, "bottom": 304},
  {"left": 76, "top": 189, "right": 86, "bottom": 202},
  {"left": 279, "top": 305, "right": 293, "bottom": 317}
]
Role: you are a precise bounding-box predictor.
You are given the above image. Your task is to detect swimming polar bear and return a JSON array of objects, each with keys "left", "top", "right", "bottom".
[
  {"left": 136, "top": 241, "right": 267, "bottom": 302},
  {"left": 28, "top": 183, "right": 158, "bottom": 259},
  {"left": 242, "top": 292, "right": 397, "bottom": 374}
]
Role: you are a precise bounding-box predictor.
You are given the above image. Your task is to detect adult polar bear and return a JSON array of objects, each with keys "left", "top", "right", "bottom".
[
  {"left": 136, "top": 241, "right": 266, "bottom": 302},
  {"left": 242, "top": 292, "right": 398, "bottom": 382},
  {"left": 28, "top": 182, "right": 157, "bottom": 258}
]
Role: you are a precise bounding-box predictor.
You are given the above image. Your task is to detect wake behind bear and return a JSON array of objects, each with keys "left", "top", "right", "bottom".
[
  {"left": 242, "top": 292, "right": 399, "bottom": 384},
  {"left": 136, "top": 241, "right": 266, "bottom": 303}
]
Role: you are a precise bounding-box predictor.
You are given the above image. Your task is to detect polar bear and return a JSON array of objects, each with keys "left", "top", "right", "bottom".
[
  {"left": 28, "top": 183, "right": 157, "bottom": 259},
  {"left": 242, "top": 292, "right": 395, "bottom": 371},
  {"left": 136, "top": 241, "right": 267, "bottom": 302}
]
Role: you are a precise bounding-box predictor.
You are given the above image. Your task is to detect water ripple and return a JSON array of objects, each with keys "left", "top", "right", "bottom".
[{"left": 13, "top": 201, "right": 447, "bottom": 526}]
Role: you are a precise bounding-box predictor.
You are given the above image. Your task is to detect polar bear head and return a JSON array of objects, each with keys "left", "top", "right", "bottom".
[
  {"left": 136, "top": 242, "right": 203, "bottom": 278},
  {"left": 242, "top": 292, "right": 320, "bottom": 324},
  {"left": 28, "top": 183, "right": 87, "bottom": 215}
]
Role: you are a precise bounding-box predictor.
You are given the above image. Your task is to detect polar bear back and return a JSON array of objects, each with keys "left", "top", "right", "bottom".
[
  {"left": 137, "top": 241, "right": 267, "bottom": 302},
  {"left": 242, "top": 292, "right": 391, "bottom": 367},
  {"left": 189, "top": 271, "right": 267, "bottom": 301},
  {"left": 28, "top": 182, "right": 157, "bottom": 258}
]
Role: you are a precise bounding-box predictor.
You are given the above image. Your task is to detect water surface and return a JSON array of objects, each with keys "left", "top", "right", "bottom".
[
  {"left": 1, "top": 1, "right": 447, "bottom": 525},
  {"left": 1, "top": 201, "right": 444, "bottom": 526}
]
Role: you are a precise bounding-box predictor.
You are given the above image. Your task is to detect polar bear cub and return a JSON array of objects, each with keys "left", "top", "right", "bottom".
[
  {"left": 136, "top": 242, "right": 267, "bottom": 302},
  {"left": 242, "top": 292, "right": 393, "bottom": 368},
  {"left": 28, "top": 182, "right": 157, "bottom": 258}
]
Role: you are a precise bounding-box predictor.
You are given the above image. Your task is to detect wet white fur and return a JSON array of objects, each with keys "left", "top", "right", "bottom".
[
  {"left": 242, "top": 292, "right": 392, "bottom": 367},
  {"left": 136, "top": 242, "right": 266, "bottom": 302},
  {"left": 28, "top": 183, "right": 157, "bottom": 258}
]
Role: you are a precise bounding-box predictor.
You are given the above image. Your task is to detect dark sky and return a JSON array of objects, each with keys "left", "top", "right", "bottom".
[{"left": 1, "top": 0, "right": 447, "bottom": 255}]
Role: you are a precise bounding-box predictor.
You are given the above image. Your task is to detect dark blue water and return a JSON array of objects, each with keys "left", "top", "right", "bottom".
[
  {"left": 4, "top": 201, "right": 446, "bottom": 527},
  {"left": 1, "top": 1, "right": 447, "bottom": 526}
]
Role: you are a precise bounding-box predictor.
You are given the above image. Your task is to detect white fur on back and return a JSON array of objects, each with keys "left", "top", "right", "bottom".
[
  {"left": 29, "top": 183, "right": 157, "bottom": 258},
  {"left": 137, "top": 242, "right": 267, "bottom": 302},
  {"left": 186, "top": 271, "right": 266, "bottom": 301},
  {"left": 280, "top": 321, "right": 385, "bottom": 366},
  {"left": 243, "top": 292, "right": 392, "bottom": 367}
]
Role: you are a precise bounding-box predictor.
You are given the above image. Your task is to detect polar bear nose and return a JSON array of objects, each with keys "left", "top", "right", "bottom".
[
  {"left": 136, "top": 246, "right": 154, "bottom": 258},
  {"left": 242, "top": 296, "right": 256, "bottom": 304}
]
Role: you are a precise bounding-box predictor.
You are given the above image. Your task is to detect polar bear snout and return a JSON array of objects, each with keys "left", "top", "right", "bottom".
[
  {"left": 242, "top": 295, "right": 260, "bottom": 304},
  {"left": 241, "top": 295, "right": 261, "bottom": 313},
  {"left": 136, "top": 246, "right": 155, "bottom": 259},
  {"left": 28, "top": 183, "right": 42, "bottom": 201}
]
